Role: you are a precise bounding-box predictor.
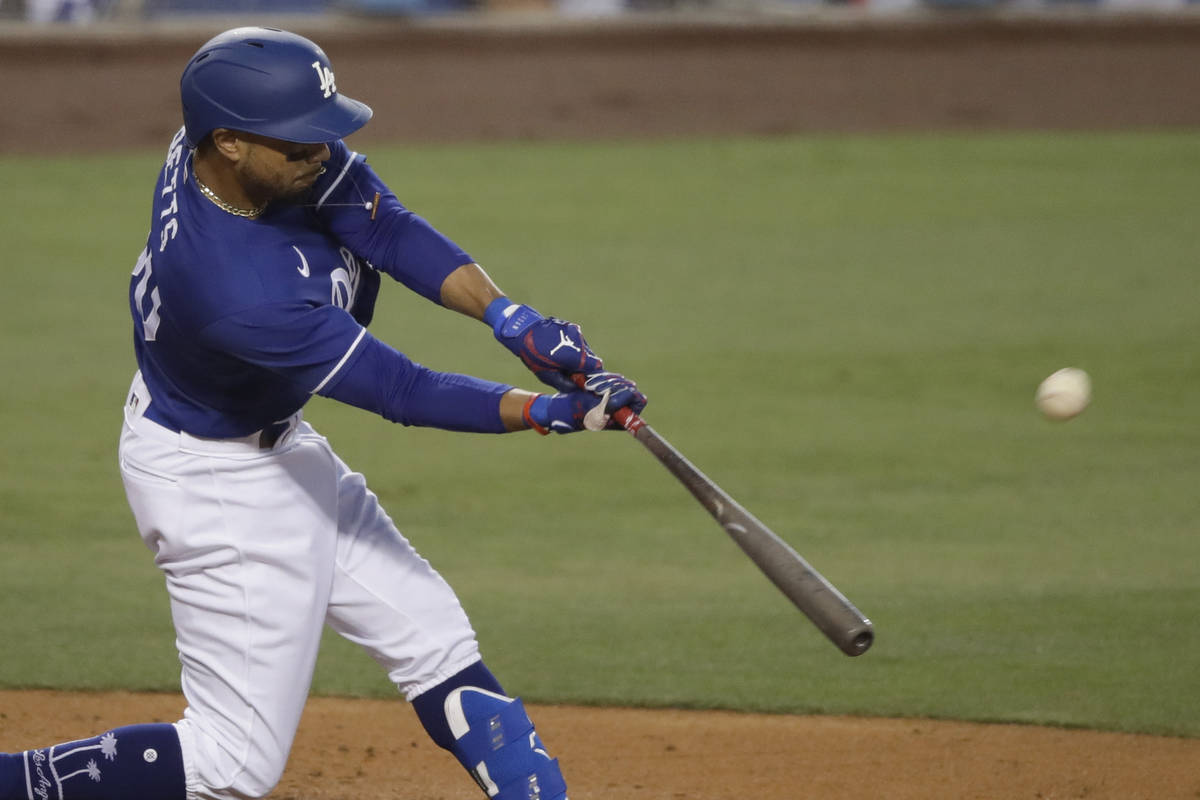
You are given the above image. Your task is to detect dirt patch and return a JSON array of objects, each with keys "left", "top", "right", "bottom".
[{"left": 2, "top": 689, "right": 1199, "bottom": 799}]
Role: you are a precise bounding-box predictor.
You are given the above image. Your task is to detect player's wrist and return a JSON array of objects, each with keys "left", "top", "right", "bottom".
[
  {"left": 490, "top": 302, "right": 545, "bottom": 341},
  {"left": 522, "top": 394, "right": 551, "bottom": 435},
  {"left": 483, "top": 296, "right": 520, "bottom": 333}
]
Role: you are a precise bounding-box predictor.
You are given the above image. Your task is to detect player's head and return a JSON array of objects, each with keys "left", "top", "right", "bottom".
[{"left": 180, "top": 27, "right": 372, "bottom": 149}]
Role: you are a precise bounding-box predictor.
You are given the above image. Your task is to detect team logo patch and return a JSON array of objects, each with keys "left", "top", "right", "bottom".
[{"left": 311, "top": 61, "right": 337, "bottom": 98}]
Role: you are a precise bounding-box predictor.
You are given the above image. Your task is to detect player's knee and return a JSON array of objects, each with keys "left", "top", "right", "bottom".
[
  {"left": 178, "top": 719, "right": 288, "bottom": 800},
  {"left": 444, "top": 687, "right": 567, "bottom": 800}
]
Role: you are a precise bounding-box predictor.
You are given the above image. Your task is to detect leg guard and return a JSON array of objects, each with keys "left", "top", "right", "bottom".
[
  {"left": 411, "top": 661, "right": 505, "bottom": 752},
  {"left": 444, "top": 687, "right": 568, "bottom": 800}
]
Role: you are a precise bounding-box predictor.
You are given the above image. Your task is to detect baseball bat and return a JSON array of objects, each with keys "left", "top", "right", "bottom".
[{"left": 599, "top": 401, "right": 874, "bottom": 657}]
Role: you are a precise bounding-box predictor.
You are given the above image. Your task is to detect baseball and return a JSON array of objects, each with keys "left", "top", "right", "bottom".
[{"left": 1035, "top": 367, "right": 1091, "bottom": 421}]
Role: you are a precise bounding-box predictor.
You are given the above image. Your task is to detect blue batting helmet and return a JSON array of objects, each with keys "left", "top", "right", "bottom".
[{"left": 180, "top": 27, "right": 373, "bottom": 148}]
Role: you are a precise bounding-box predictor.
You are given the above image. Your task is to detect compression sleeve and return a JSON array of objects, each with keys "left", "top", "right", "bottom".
[
  {"left": 313, "top": 143, "right": 470, "bottom": 304},
  {"left": 319, "top": 334, "right": 512, "bottom": 434}
]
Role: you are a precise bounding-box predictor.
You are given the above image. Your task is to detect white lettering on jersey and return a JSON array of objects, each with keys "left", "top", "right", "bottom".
[
  {"left": 132, "top": 246, "right": 162, "bottom": 341},
  {"left": 311, "top": 61, "right": 337, "bottom": 99},
  {"left": 158, "top": 129, "right": 186, "bottom": 253}
]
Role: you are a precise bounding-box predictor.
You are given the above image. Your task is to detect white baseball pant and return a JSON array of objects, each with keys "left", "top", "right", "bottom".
[{"left": 119, "top": 372, "right": 481, "bottom": 800}]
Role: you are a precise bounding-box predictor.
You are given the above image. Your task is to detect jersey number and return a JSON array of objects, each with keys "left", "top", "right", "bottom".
[{"left": 132, "top": 247, "right": 162, "bottom": 341}]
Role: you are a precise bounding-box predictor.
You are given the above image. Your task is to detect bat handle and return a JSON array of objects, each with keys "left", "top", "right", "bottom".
[
  {"left": 611, "top": 406, "right": 644, "bottom": 434},
  {"left": 570, "top": 374, "right": 646, "bottom": 434}
]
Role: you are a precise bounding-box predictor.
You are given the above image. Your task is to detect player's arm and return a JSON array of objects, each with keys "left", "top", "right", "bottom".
[
  {"left": 437, "top": 261, "right": 505, "bottom": 319},
  {"left": 311, "top": 142, "right": 471, "bottom": 303},
  {"left": 200, "top": 304, "right": 642, "bottom": 434},
  {"left": 438, "top": 262, "right": 609, "bottom": 393},
  {"left": 313, "top": 144, "right": 614, "bottom": 393},
  {"left": 322, "top": 326, "right": 644, "bottom": 435}
]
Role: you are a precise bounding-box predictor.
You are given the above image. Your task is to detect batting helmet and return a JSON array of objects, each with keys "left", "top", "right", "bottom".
[{"left": 180, "top": 27, "right": 373, "bottom": 148}]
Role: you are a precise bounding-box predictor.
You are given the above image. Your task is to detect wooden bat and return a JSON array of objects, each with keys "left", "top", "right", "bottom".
[{"left": 600, "top": 404, "right": 874, "bottom": 657}]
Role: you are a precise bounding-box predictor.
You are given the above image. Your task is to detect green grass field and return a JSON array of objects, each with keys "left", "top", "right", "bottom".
[{"left": 1, "top": 131, "right": 1197, "bottom": 737}]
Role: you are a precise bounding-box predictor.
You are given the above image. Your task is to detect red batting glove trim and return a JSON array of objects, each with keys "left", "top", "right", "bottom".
[{"left": 522, "top": 394, "right": 550, "bottom": 436}]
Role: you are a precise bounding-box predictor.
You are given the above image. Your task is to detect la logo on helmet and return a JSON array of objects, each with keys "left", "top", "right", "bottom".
[{"left": 311, "top": 61, "right": 337, "bottom": 99}]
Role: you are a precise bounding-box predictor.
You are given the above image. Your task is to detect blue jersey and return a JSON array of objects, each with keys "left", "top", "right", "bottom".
[{"left": 130, "top": 128, "right": 504, "bottom": 438}]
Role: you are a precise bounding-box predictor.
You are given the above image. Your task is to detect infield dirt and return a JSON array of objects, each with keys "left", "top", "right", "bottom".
[
  {"left": 4, "top": 13, "right": 1200, "bottom": 799},
  {"left": 3, "top": 689, "right": 1200, "bottom": 799}
]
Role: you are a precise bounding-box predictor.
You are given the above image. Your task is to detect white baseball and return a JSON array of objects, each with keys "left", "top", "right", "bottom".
[{"left": 1035, "top": 367, "right": 1091, "bottom": 421}]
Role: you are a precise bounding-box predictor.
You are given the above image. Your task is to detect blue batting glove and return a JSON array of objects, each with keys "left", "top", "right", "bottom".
[
  {"left": 484, "top": 297, "right": 603, "bottom": 393},
  {"left": 523, "top": 372, "right": 647, "bottom": 435}
]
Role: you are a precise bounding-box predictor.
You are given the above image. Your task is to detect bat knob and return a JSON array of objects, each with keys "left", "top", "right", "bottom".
[
  {"left": 849, "top": 630, "right": 874, "bottom": 655},
  {"left": 837, "top": 622, "right": 874, "bottom": 656}
]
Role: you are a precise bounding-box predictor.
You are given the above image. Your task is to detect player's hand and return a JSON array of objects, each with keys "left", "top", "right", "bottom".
[
  {"left": 523, "top": 372, "right": 647, "bottom": 435},
  {"left": 486, "top": 300, "right": 603, "bottom": 392}
]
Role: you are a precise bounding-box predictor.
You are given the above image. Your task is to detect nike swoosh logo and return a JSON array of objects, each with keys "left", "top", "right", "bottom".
[
  {"left": 583, "top": 387, "right": 612, "bottom": 431},
  {"left": 292, "top": 245, "right": 310, "bottom": 277}
]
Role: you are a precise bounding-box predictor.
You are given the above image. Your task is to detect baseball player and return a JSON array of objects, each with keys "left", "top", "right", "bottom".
[{"left": 0, "top": 27, "right": 646, "bottom": 800}]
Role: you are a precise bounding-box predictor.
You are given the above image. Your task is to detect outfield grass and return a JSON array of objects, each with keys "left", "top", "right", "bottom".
[{"left": 1, "top": 131, "right": 1197, "bottom": 737}]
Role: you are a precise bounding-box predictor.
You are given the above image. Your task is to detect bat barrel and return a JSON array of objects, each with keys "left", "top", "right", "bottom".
[
  {"left": 617, "top": 409, "right": 875, "bottom": 657},
  {"left": 726, "top": 512, "right": 874, "bottom": 657}
]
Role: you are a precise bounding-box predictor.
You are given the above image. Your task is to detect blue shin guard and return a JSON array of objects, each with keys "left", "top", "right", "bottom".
[
  {"left": 444, "top": 688, "right": 567, "bottom": 800},
  {"left": 0, "top": 723, "right": 185, "bottom": 800}
]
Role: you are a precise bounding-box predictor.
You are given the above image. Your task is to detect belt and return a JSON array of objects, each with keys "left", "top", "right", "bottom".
[
  {"left": 172, "top": 416, "right": 299, "bottom": 454},
  {"left": 125, "top": 372, "right": 300, "bottom": 454}
]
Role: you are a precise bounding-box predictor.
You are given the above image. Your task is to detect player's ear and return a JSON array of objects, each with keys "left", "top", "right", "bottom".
[{"left": 209, "top": 128, "right": 243, "bottom": 162}]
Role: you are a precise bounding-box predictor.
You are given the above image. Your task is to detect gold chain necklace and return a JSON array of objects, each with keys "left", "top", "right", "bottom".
[{"left": 193, "top": 170, "right": 266, "bottom": 219}]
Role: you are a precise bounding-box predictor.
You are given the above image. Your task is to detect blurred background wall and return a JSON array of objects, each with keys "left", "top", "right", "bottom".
[
  {"left": 2, "top": 0, "right": 1198, "bottom": 156},
  {"left": 3, "top": 0, "right": 1199, "bottom": 24}
]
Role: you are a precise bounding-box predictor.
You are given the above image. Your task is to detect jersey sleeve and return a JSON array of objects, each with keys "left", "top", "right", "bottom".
[
  {"left": 319, "top": 335, "right": 511, "bottom": 434},
  {"left": 311, "top": 141, "right": 472, "bottom": 304},
  {"left": 199, "top": 302, "right": 511, "bottom": 433},
  {"left": 199, "top": 302, "right": 369, "bottom": 395}
]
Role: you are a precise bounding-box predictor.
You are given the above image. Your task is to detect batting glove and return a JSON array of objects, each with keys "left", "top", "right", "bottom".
[
  {"left": 523, "top": 372, "right": 647, "bottom": 435},
  {"left": 484, "top": 297, "right": 603, "bottom": 393}
]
